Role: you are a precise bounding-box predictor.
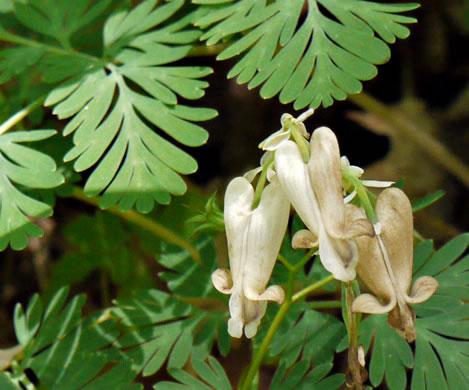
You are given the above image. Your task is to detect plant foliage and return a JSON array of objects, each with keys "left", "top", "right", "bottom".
[
  {"left": 359, "top": 234, "right": 469, "bottom": 390},
  {"left": 195, "top": 0, "right": 419, "bottom": 109},
  {"left": 0, "top": 130, "right": 63, "bottom": 250}
]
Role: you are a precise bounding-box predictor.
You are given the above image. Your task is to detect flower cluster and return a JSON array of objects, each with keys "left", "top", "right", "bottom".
[{"left": 212, "top": 111, "right": 438, "bottom": 340}]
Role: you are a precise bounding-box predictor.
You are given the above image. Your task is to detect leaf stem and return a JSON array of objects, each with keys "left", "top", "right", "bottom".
[
  {"left": 343, "top": 171, "right": 377, "bottom": 223},
  {"left": 0, "top": 95, "right": 45, "bottom": 135},
  {"left": 292, "top": 274, "right": 335, "bottom": 302},
  {"left": 241, "top": 273, "right": 335, "bottom": 390},
  {"left": 71, "top": 186, "right": 201, "bottom": 264},
  {"left": 349, "top": 92, "right": 469, "bottom": 189},
  {"left": 0, "top": 30, "right": 103, "bottom": 65},
  {"left": 252, "top": 155, "right": 275, "bottom": 208}
]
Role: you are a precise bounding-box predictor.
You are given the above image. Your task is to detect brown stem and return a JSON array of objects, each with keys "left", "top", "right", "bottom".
[{"left": 349, "top": 92, "right": 469, "bottom": 189}]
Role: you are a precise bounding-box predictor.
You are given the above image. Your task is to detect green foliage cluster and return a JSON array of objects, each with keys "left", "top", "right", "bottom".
[{"left": 0, "top": 1, "right": 468, "bottom": 390}]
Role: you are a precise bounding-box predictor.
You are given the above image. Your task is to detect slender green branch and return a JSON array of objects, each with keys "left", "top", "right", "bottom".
[
  {"left": 277, "top": 253, "right": 294, "bottom": 271},
  {"left": 71, "top": 187, "right": 201, "bottom": 264},
  {"left": 0, "top": 30, "right": 103, "bottom": 65},
  {"left": 343, "top": 171, "right": 377, "bottom": 223},
  {"left": 241, "top": 273, "right": 335, "bottom": 390},
  {"left": 292, "top": 274, "right": 335, "bottom": 302},
  {"left": 293, "top": 248, "right": 317, "bottom": 272},
  {"left": 349, "top": 92, "right": 469, "bottom": 189},
  {"left": 0, "top": 96, "right": 45, "bottom": 135},
  {"left": 241, "top": 297, "right": 292, "bottom": 390},
  {"left": 252, "top": 155, "right": 275, "bottom": 208}
]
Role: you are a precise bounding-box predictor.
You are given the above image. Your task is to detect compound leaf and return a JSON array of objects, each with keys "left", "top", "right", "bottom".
[
  {"left": 195, "top": 0, "right": 419, "bottom": 109},
  {"left": 155, "top": 356, "right": 232, "bottom": 390},
  {"left": 9, "top": 287, "right": 138, "bottom": 390},
  {"left": 270, "top": 362, "right": 344, "bottom": 390},
  {"left": 361, "top": 234, "right": 469, "bottom": 390},
  {"left": 45, "top": 0, "right": 217, "bottom": 212},
  {"left": 0, "top": 130, "right": 64, "bottom": 250}
]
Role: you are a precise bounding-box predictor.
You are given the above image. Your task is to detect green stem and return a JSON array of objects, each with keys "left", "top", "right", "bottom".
[
  {"left": 0, "top": 96, "right": 45, "bottom": 135},
  {"left": 241, "top": 297, "right": 292, "bottom": 390},
  {"left": 241, "top": 273, "right": 335, "bottom": 390},
  {"left": 0, "top": 30, "right": 103, "bottom": 65},
  {"left": 292, "top": 274, "right": 335, "bottom": 302},
  {"left": 277, "top": 254, "right": 294, "bottom": 272},
  {"left": 349, "top": 92, "right": 469, "bottom": 189},
  {"left": 252, "top": 155, "right": 275, "bottom": 208},
  {"left": 293, "top": 248, "right": 317, "bottom": 272},
  {"left": 343, "top": 171, "right": 377, "bottom": 223},
  {"left": 289, "top": 122, "right": 310, "bottom": 163},
  {"left": 71, "top": 186, "right": 201, "bottom": 264}
]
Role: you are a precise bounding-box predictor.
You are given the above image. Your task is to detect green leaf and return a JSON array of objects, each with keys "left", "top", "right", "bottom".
[
  {"left": 45, "top": 212, "right": 154, "bottom": 299},
  {"left": 270, "top": 362, "right": 345, "bottom": 390},
  {"left": 196, "top": 0, "right": 419, "bottom": 109},
  {"left": 361, "top": 234, "right": 469, "bottom": 390},
  {"left": 359, "top": 315, "right": 413, "bottom": 390},
  {"left": 412, "top": 189, "right": 445, "bottom": 212},
  {"left": 255, "top": 304, "right": 346, "bottom": 368},
  {"left": 155, "top": 356, "right": 232, "bottom": 390},
  {"left": 0, "top": 373, "right": 22, "bottom": 390},
  {"left": 0, "top": 130, "right": 64, "bottom": 250},
  {"left": 158, "top": 235, "right": 219, "bottom": 299},
  {"left": 14, "top": 0, "right": 112, "bottom": 46},
  {"left": 412, "top": 305, "right": 469, "bottom": 390},
  {"left": 46, "top": 0, "right": 217, "bottom": 212},
  {"left": 0, "top": 47, "right": 46, "bottom": 84},
  {"left": 10, "top": 287, "right": 137, "bottom": 390}
]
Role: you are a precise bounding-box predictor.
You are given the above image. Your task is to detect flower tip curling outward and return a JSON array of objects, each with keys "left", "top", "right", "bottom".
[
  {"left": 351, "top": 187, "right": 439, "bottom": 342},
  {"left": 212, "top": 176, "right": 290, "bottom": 338}
]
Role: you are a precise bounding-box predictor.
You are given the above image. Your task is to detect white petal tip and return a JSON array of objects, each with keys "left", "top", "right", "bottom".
[
  {"left": 211, "top": 269, "right": 233, "bottom": 294},
  {"left": 352, "top": 294, "right": 394, "bottom": 314},
  {"left": 361, "top": 180, "right": 395, "bottom": 188}
]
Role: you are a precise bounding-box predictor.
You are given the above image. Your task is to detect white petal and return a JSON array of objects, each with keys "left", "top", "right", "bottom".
[
  {"left": 211, "top": 269, "right": 233, "bottom": 294},
  {"left": 243, "top": 167, "right": 262, "bottom": 183},
  {"left": 275, "top": 141, "right": 320, "bottom": 236},
  {"left": 318, "top": 231, "right": 358, "bottom": 281},
  {"left": 259, "top": 129, "right": 291, "bottom": 151},
  {"left": 344, "top": 190, "right": 357, "bottom": 204},
  {"left": 244, "top": 285, "right": 285, "bottom": 304},
  {"left": 292, "top": 229, "right": 318, "bottom": 249},
  {"left": 296, "top": 108, "right": 315, "bottom": 123},
  {"left": 362, "top": 180, "right": 394, "bottom": 188},
  {"left": 227, "top": 291, "right": 243, "bottom": 338},
  {"left": 243, "top": 179, "right": 290, "bottom": 295},
  {"left": 244, "top": 301, "right": 267, "bottom": 339},
  {"left": 352, "top": 293, "right": 396, "bottom": 314},
  {"left": 224, "top": 177, "right": 254, "bottom": 282},
  {"left": 405, "top": 276, "right": 439, "bottom": 304}
]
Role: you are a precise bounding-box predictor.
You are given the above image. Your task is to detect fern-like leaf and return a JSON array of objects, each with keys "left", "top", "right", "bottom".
[
  {"left": 155, "top": 356, "right": 232, "bottom": 390},
  {"left": 45, "top": 0, "right": 217, "bottom": 212},
  {"left": 9, "top": 286, "right": 140, "bottom": 390},
  {"left": 195, "top": 0, "right": 419, "bottom": 109},
  {"left": 0, "top": 130, "right": 64, "bottom": 250}
]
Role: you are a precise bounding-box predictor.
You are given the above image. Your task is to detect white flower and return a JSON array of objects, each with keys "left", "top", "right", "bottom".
[
  {"left": 341, "top": 156, "right": 394, "bottom": 189},
  {"left": 211, "top": 176, "right": 290, "bottom": 338},
  {"left": 259, "top": 109, "right": 314, "bottom": 151},
  {"left": 275, "top": 127, "right": 374, "bottom": 281},
  {"left": 351, "top": 188, "right": 439, "bottom": 342}
]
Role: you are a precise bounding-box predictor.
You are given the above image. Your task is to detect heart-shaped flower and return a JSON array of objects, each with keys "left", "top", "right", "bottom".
[{"left": 212, "top": 176, "right": 290, "bottom": 338}]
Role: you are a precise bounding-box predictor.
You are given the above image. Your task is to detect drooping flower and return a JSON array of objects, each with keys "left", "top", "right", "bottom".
[
  {"left": 275, "top": 126, "right": 374, "bottom": 281},
  {"left": 351, "top": 188, "right": 439, "bottom": 342},
  {"left": 211, "top": 176, "right": 290, "bottom": 338}
]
